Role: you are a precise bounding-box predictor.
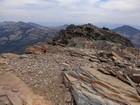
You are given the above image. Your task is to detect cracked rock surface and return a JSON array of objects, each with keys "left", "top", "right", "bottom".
[{"left": 0, "top": 44, "right": 140, "bottom": 105}]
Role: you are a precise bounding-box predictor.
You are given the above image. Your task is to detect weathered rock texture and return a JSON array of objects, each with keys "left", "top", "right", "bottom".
[
  {"left": 0, "top": 73, "right": 53, "bottom": 105},
  {"left": 63, "top": 66, "right": 140, "bottom": 105},
  {"left": 61, "top": 43, "right": 140, "bottom": 105},
  {"left": 25, "top": 45, "right": 47, "bottom": 54},
  {"left": 0, "top": 43, "right": 139, "bottom": 105}
]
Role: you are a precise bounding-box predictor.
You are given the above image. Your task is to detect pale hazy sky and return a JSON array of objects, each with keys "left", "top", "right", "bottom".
[{"left": 0, "top": 0, "right": 140, "bottom": 25}]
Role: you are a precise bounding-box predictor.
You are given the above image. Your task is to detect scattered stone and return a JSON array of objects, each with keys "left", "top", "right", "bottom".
[
  {"left": 0, "top": 73, "right": 53, "bottom": 105},
  {"left": 62, "top": 63, "right": 70, "bottom": 67},
  {"left": 131, "top": 71, "right": 140, "bottom": 83},
  {"left": 112, "top": 51, "right": 123, "bottom": 61},
  {"left": 0, "top": 58, "right": 9, "bottom": 69},
  {"left": 37, "top": 70, "right": 43, "bottom": 75},
  {"left": 89, "top": 58, "right": 100, "bottom": 62},
  {"left": 0, "top": 58, "right": 8, "bottom": 66},
  {"left": 135, "top": 60, "right": 140, "bottom": 68},
  {"left": 20, "top": 54, "right": 28, "bottom": 58},
  {"left": 25, "top": 45, "right": 46, "bottom": 54},
  {"left": 12, "top": 88, "right": 19, "bottom": 93},
  {"left": 99, "top": 58, "right": 109, "bottom": 62}
]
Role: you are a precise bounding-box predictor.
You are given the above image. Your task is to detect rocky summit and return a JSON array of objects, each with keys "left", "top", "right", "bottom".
[
  {"left": 53, "top": 24, "right": 134, "bottom": 48},
  {"left": 0, "top": 24, "right": 140, "bottom": 105}
]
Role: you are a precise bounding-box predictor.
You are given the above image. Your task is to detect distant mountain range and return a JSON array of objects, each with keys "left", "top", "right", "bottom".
[
  {"left": 0, "top": 21, "right": 139, "bottom": 54},
  {"left": 0, "top": 21, "right": 66, "bottom": 53},
  {"left": 112, "top": 25, "right": 140, "bottom": 48},
  {"left": 95, "top": 22, "right": 140, "bottom": 30}
]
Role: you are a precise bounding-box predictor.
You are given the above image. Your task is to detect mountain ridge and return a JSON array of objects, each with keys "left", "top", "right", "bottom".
[
  {"left": 112, "top": 25, "right": 140, "bottom": 48},
  {"left": 0, "top": 21, "right": 65, "bottom": 53},
  {"left": 53, "top": 24, "right": 134, "bottom": 48},
  {"left": 0, "top": 22, "right": 137, "bottom": 54}
]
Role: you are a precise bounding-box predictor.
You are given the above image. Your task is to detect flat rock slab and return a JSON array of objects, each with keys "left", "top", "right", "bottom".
[
  {"left": 63, "top": 66, "right": 140, "bottom": 105},
  {"left": 1, "top": 53, "right": 21, "bottom": 59},
  {"left": 0, "top": 73, "right": 53, "bottom": 105}
]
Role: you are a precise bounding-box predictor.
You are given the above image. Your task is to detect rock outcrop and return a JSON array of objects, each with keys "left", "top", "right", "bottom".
[
  {"left": 63, "top": 67, "right": 140, "bottom": 105},
  {"left": 53, "top": 24, "right": 134, "bottom": 48},
  {"left": 62, "top": 45, "right": 140, "bottom": 105},
  {"left": 25, "top": 45, "right": 47, "bottom": 54}
]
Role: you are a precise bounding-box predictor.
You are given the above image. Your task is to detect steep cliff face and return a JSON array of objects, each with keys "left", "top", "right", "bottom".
[{"left": 53, "top": 24, "right": 134, "bottom": 48}]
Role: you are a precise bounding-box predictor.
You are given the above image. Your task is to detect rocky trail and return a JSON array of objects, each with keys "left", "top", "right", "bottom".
[{"left": 0, "top": 44, "right": 140, "bottom": 105}]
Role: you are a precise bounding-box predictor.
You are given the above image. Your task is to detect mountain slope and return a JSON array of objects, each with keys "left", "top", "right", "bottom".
[
  {"left": 0, "top": 21, "right": 63, "bottom": 53},
  {"left": 112, "top": 25, "right": 140, "bottom": 48}
]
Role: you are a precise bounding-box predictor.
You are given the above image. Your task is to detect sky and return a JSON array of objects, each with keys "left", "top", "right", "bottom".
[{"left": 0, "top": 0, "right": 140, "bottom": 26}]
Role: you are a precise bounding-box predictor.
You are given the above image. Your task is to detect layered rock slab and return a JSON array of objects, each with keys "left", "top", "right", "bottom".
[
  {"left": 0, "top": 73, "right": 53, "bottom": 105},
  {"left": 63, "top": 66, "right": 140, "bottom": 105}
]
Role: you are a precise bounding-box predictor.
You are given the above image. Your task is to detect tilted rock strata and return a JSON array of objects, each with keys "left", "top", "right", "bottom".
[
  {"left": 0, "top": 43, "right": 139, "bottom": 105},
  {"left": 63, "top": 66, "right": 140, "bottom": 105}
]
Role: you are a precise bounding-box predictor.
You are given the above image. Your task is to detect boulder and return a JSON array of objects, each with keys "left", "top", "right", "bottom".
[{"left": 130, "top": 71, "right": 140, "bottom": 83}]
